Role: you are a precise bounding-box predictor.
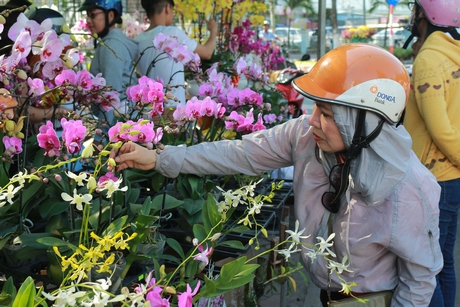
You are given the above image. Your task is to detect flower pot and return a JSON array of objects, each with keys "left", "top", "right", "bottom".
[{"left": 186, "top": 80, "right": 201, "bottom": 99}]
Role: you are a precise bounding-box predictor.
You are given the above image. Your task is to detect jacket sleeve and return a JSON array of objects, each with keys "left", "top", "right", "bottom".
[
  {"left": 388, "top": 163, "right": 442, "bottom": 306},
  {"left": 155, "top": 116, "right": 310, "bottom": 177}
]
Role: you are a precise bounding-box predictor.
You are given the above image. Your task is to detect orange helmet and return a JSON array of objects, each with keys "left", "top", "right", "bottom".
[{"left": 292, "top": 44, "right": 410, "bottom": 124}]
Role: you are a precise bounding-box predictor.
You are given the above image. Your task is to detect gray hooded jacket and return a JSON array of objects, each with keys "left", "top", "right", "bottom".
[{"left": 155, "top": 113, "right": 442, "bottom": 306}]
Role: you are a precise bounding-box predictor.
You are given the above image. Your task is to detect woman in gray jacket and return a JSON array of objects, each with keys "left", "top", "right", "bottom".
[{"left": 111, "top": 44, "right": 442, "bottom": 306}]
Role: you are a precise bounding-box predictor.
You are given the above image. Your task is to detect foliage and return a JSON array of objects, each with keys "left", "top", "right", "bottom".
[{"left": 341, "top": 26, "right": 376, "bottom": 40}]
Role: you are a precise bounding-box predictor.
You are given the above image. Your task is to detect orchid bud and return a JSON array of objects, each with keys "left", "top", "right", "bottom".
[
  {"left": 210, "top": 233, "right": 222, "bottom": 242},
  {"left": 108, "top": 157, "right": 116, "bottom": 167},
  {"left": 16, "top": 69, "right": 27, "bottom": 80},
  {"left": 0, "top": 15, "right": 6, "bottom": 24},
  {"left": 42, "top": 177, "right": 49, "bottom": 183},
  {"left": 192, "top": 238, "right": 199, "bottom": 246},
  {"left": 87, "top": 176, "right": 97, "bottom": 190},
  {"left": 165, "top": 287, "right": 176, "bottom": 294},
  {"left": 54, "top": 174, "right": 62, "bottom": 182}
]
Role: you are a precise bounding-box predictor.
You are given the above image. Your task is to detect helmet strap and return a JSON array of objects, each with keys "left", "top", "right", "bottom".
[{"left": 327, "top": 109, "right": 385, "bottom": 209}]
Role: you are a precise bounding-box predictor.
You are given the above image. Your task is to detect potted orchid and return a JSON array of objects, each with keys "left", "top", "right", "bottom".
[{"left": 0, "top": 3, "right": 363, "bottom": 307}]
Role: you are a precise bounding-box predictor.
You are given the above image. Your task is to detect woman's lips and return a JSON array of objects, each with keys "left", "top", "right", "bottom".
[{"left": 313, "top": 133, "right": 322, "bottom": 142}]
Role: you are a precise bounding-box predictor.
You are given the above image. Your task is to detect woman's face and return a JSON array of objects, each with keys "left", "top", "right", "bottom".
[
  {"left": 308, "top": 102, "right": 346, "bottom": 153},
  {"left": 86, "top": 9, "right": 106, "bottom": 34}
]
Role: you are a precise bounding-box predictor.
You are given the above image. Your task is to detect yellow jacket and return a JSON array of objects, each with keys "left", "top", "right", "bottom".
[{"left": 404, "top": 31, "right": 460, "bottom": 181}]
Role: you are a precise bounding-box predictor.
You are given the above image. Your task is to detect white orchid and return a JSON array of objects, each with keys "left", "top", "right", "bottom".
[
  {"left": 327, "top": 255, "right": 353, "bottom": 274},
  {"left": 316, "top": 233, "right": 336, "bottom": 257},
  {"left": 61, "top": 189, "right": 93, "bottom": 211},
  {"left": 0, "top": 184, "right": 21, "bottom": 204},
  {"left": 66, "top": 171, "right": 88, "bottom": 186},
  {"left": 286, "top": 220, "right": 310, "bottom": 245}
]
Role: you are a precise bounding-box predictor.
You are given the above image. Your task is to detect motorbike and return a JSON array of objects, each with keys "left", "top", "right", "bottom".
[{"left": 275, "top": 68, "right": 306, "bottom": 119}]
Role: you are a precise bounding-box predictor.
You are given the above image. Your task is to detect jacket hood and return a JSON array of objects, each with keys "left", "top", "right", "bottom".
[
  {"left": 422, "top": 31, "right": 460, "bottom": 65},
  {"left": 103, "top": 28, "right": 138, "bottom": 61},
  {"left": 320, "top": 105, "right": 413, "bottom": 205}
]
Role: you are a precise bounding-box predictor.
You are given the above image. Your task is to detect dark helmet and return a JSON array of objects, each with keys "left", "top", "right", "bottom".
[
  {"left": 78, "top": 0, "right": 122, "bottom": 16},
  {"left": 27, "top": 7, "right": 66, "bottom": 34}
]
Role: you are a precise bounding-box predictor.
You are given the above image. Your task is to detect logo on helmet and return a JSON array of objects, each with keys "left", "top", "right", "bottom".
[
  {"left": 370, "top": 85, "right": 378, "bottom": 94},
  {"left": 374, "top": 91, "right": 396, "bottom": 105}
]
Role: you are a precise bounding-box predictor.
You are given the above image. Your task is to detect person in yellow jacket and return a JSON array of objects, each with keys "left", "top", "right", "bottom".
[{"left": 403, "top": 1, "right": 460, "bottom": 306}]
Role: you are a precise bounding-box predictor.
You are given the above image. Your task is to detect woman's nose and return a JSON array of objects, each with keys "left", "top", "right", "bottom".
[{"left": 308, "top": 105, "right": 320, "bottom": 127}]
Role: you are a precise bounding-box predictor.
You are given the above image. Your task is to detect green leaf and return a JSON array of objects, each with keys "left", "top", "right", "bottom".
[
  {"left": 181, "top": 198, "right": 204, "bottom": 215},
  {"left": 150, "top": 172, "right": 166, "bottom": 192},
  {"left": 216, "top": 240, "right": 246, "bottom": 250},
  {"left": 12, "top": 277, "right": 35, "bottom": 307},
  {"left": 103, "top": 215, "right": 128, "bottom": 236},
  {"left": 151, "top": 194, "right": 184, "bottom": 211},
  {"left": 218, "top": 256, "right": 245, "bottom": 284},
  {"left": 227, "top": 225, "right": 250, "bottom": 233},
  {"left": 202, "top": 195, "right": 221, "bottom": 234},
  {"left": 0, "top": 277, "right": 16, "bottom": 306},
  {"left": 196, "top": 275, "right": 217, "bottom": 299},
  {"left": 192, "top": 224, "right": 207, "bottom": 242},
  {"left": 185, "top": 260, "right": 198, "bottom": 279},
  {"left": 165, "top": 238, "right": 185, "bottom": 259},
  {"left": 38, "top": 197, "right": 69, "bottom": 219},
  {"left": 36, "top": 237, "right": 77, "bottom": 251}
]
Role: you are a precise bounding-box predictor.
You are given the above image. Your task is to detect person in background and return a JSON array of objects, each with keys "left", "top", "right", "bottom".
[
  {"left": 259, "top": 20, "right": 282, "bottom": 44},
  {"left": 78, "top": 0, "right": 138, "bottom": 124},
  {"left": 403, "top": 1, "right": 460, "bottom": 307},
  {"left": 0, "top": 0, "right": 31, "bottom": 56},
  {"left": 135, "top": 0, "right": 217, "bottom": 110},
  {"left": 111, "top": 43, "right": 442, "bottom": 306}
]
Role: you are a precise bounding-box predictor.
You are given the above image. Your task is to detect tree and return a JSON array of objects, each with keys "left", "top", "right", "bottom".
[
  {"left": 368, "top": 0, "right": 410, "bottom": 47},
  {"left": 284, "top": 0, "right": 314, "bottom": 47}
]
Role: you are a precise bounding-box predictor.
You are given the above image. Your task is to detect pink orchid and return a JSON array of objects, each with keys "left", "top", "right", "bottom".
[
  {"left": 252, "top": 113, "right": 266, "bottom": 132},
  {"left": 2, "top": 136, "right": 23, "bottom": 157},
  {"left": 198, "top": 83, "right": 213, "bottom": 98},
  {"left": 129, "top": 121, "right": 155, "bottom": 143},
  {"left": 97, "top": 172, "right": 118, "bottom": 187},
  {"left": 61, "top": 119, "right": 86, "bottom": 154},
  {"left": 263, "top": 113, "right": 277, "bottom": 124},
  {"left": 146, "top": 291, "right": 170, "bottom": 307},
  {"left": 100, "top": 91, "right": 120, "bottom": 111},
  {"left": 27, "top": 78, "right": 46, "bottom": 97},
  {"left": 185, "top": 97, "right": 202, "bottom": 120},
  {"left": 76, "top": 70, "right": 93, "bottom": 90},
  {"left": 173, "top": 104, "right": 188, "bottom": 125},
  {"left": 42, "top": 60, "right": 65, "bottom": 80},
  {"left": 152, "top": 127, "right": 163, "bottom": 144},
  {"left": 193, "top": 244, "right": 213, "bottom": 266},
  {"left": 233, "top": 57, "right": 248, "bottom": 75},
  {"left": 200, "top": 96, "right": 216, "bottom": 117},
  {"left": 215, "top": 103, "right": 226, "bottom": 118},
  {"left": 37, "top": 121, "right": 61, "bottom": 157},
  {"left": 177, "top": 281, "right": 200, "bottom": 307},
  {"left": 227, "top": 88, "right": 241, "bottom": 108},
  {"left": 55, "top": 69, "right": 77, "bottom": 86},
  {"left": 108, "top": 121, "right": 135, "bottom": 142},
  {"left": 12, "top": 30, "right": 32, "bottom": 59},
  {"left": 91, "top": 73, "right": 107, "bottom": 90},
  {"left": 40, "top": 32, "right": 64, "bottom": 62},
  {"left": 8, "top": 13, "right": 39, "bottom": 42}
]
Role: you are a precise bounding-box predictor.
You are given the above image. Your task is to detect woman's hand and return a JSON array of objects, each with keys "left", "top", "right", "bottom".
[{"left": 111, "top": 142, "right": 157, "bottom": 171}]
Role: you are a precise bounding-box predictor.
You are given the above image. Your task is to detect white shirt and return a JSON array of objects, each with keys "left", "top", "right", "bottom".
[{"left": 135, "top": 26, "right": 198, "bottom": 107}]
